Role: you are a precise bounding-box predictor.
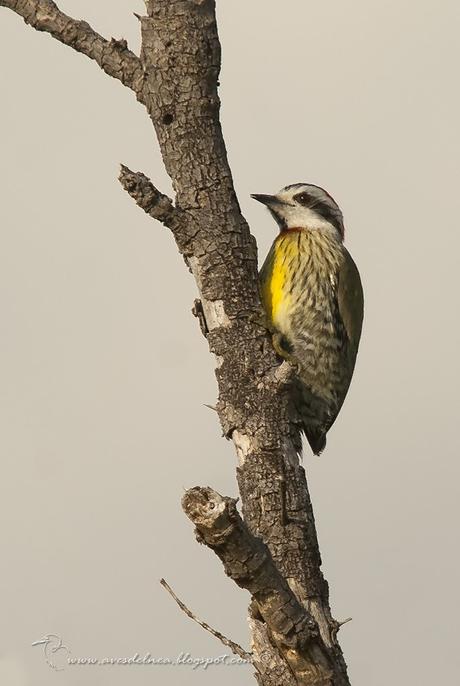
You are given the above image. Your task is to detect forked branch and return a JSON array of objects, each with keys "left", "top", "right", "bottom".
[
  {"left": 0, "top": 1, "right": 353, "bottom": 684},
  {"left": 182, "top": 487, "right": 334, "bottom": 685}
]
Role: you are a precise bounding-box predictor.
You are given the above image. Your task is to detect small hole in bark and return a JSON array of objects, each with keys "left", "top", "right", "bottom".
[
  {"left": 162, "top": 113, "right": 174, "bottom": 125},
  {"left": 165, "top": 41, "right": 172, "bottom": 48}
]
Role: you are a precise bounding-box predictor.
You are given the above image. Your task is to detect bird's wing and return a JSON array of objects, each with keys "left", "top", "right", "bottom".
[
  {"left": 315, "top": 248, "right": 363, "bottom": 442},
  {"left": 337, "top": 247, "right": 364, "bottom": 369}
]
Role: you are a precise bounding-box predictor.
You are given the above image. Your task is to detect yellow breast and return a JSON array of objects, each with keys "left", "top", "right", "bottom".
[
  {"left": 260, "top": 228, "right": 343, "bottom": 333},
  {"left": 261, "top": 231, "right": 300, "bottom": 330}
]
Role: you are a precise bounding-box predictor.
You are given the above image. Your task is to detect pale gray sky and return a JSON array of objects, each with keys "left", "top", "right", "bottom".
[{"left": 1, "top": 1, "right": 459, "bottom": 685}]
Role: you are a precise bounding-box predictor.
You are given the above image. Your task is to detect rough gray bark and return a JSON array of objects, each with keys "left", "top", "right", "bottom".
[
  {"left": 182, "top": 487, "right": 334, "bottom": 685},
  {"left": 1, "top": 1, "right": 352, "bottom": 684}
]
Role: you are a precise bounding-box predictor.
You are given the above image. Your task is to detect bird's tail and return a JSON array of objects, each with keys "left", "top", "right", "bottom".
[
  {"left": 293, "top": 380, "right": 330, "bottom": 456},
  {"left": 304, "top": 428, "right": 327, "bottom": 456}
]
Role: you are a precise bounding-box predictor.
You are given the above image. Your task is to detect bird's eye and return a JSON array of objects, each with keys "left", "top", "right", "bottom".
[{"left": 294, "top": 192, "right": 312, "bottom": 206}]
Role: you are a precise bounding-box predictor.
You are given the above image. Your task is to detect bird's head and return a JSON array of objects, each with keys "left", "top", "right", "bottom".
[{"left": 251, "top": 183, "right": 344, "bottom": 241}]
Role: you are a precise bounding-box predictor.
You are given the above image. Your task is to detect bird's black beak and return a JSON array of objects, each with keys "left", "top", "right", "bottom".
[
  {"left": 250, "top": 193, "right": 277, "bottom": 206},
  {"left": 251, "top": 193, "right": 287, "bottom": 230}
]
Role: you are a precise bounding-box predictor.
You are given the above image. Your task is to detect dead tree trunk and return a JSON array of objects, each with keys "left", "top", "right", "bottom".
[{"left": 0, "top": 1, "right": 351, "bottom": 683}]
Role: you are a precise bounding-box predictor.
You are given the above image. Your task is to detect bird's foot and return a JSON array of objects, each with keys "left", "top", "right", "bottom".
[{"left": 272, "top": 332, "right": 301, "bottom": 373}]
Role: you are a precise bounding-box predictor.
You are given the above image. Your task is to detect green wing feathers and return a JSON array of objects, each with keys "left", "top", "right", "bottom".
[{"left": 338, "top": 248, "right": 364, "bottom": 368}]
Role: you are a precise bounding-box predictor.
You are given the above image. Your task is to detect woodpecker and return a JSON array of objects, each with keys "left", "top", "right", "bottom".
[{"left": 253, "top": 184, "right": 364, "bottom": 455}]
